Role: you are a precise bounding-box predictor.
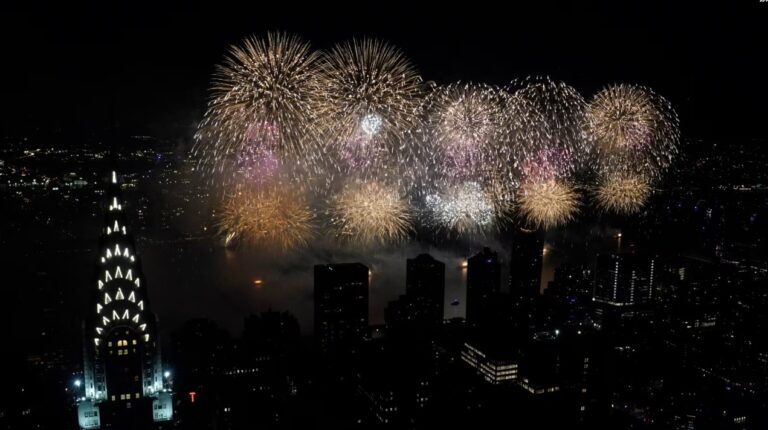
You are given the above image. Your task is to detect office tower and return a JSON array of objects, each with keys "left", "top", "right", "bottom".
[
  {"left": 461, "top": 340, "right": 519, "bottom": 385},
  {"left": 314, "top": 263, "right": 369, "bottom": 354},
  {"left": 404, "top": 253, "right": 446, "bottom": 324},
  {"left": 509, "top": 228, "right": 544, "bottom": 298},
  {"left": 78, "top": 171, "right": 172, "bottom": 429},
  {"left": 465, "top": 247, "right": 501, "bottom": 325}
]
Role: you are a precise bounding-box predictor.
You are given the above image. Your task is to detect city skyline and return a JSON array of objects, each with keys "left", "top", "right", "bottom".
[{"left": 2, "top": 2, "right": 767, "bottom": 429}]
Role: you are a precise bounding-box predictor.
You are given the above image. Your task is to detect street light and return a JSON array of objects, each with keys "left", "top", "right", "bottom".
[
  {"left": 164, "top": 371, "right": 171, "bottom": 379},
  {"left": 74, "top": 379, "right": 82, "bottom": 388}
]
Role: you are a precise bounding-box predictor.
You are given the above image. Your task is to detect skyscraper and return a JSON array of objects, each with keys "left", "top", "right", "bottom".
[
  {"left": 314, "top": 263, "right": 369, "bottom": 354},
  {"left": 405, "top": 253, "right": 445, "bottom": 324},
  {"left": 465, "top": 247, "right": 501, "bottom": 325},
  {"left": 593, "top": 253, "right": 657, "bottom": 306},
  {"left": 509, "top": 228, "right": 544, "bottom": 298},
  {"left": 77, "top": 171, "right": 172, "bottom": 429}
]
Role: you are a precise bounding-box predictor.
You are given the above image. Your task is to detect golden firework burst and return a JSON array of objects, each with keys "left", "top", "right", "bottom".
[
  {"left": 329, "top": 181, "right": 412, "bottom": 246},
  {"left": 595, "top": 174, "right": 651, "bottom": 214},
  {"left": 218, "top": 186, "right": 315, "bottom": 250},
  {"left": 518, "top": 180, "right": 579, "bottom": 229}
]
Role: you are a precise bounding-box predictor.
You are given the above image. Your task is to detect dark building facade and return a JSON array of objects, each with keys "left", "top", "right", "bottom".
[
  {"left": 404, "top": 254, "right": 446, "bottom": 324},
  {"left": 314, "top": 263, "right": 369, "bottom": 354},
  {"left": 77, "top": 171, "right": 172, "bottom": 429},
  {"left": 509, "top": 228, "right": 544, "bottom": 298},
  {"left": 465, "top": 247, "right": 501, "bottom": 325}
]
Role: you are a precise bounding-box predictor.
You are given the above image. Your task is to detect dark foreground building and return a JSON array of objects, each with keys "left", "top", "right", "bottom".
[
  {"left": 314, "top": 263, "right": 369, "bottom": 355},
  {"left": 465, "top": 247, "right": 501, "bottom": 326}
]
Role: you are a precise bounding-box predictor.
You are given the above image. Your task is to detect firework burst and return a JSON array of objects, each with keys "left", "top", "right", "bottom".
[
  {"left": 508, "top": 76, "right": 590, "bottom": 175},
  {"left": 217, "top": 186, "right": 315, "bottom": 250},
  {"left": 518, "top": 180, "right": 579, "bottom": 229},
  {"left": 193, "top": 34, "right": 682, "bottom": 245},
  {"left": 317, "top": 39, "right": 424, "bottom": 180},
  {"left": 425, "top": 182, "right": 496, "bottom": 236},
  {"left": 329, "top": 181, "right": 412, "bottom": 246},
  {"left": 194, "top": 32, "right": 325, "bottom": 187},
  {"left": 594, "top": 173, "right": 651, "bottom": 214},
  {"left": 421, "top": 83, "right": 508, "bottom": 182},
  {"left": 586, "top": 84, "right": 679, "bottom": 179}
]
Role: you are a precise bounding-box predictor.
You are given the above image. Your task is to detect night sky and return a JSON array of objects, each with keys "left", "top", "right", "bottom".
[
  {"left": 3, "top": 1, "right": 768, "bottom": 335},
  {"left": 3, "top": 1, "right": 767, "bottom": 141}
]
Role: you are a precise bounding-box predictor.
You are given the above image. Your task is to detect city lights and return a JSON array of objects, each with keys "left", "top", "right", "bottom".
[{"left": 4, "top": 6, "right": 764, "bottom": 430}]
